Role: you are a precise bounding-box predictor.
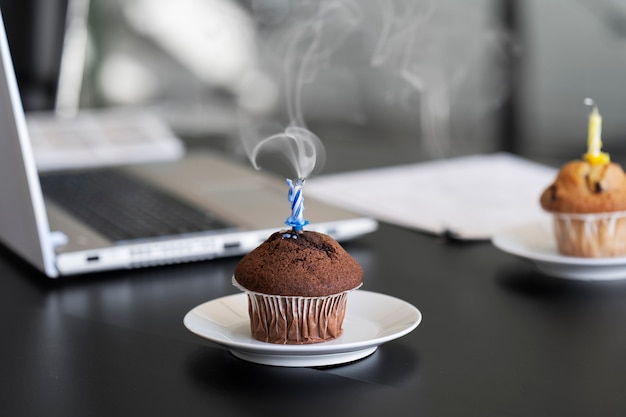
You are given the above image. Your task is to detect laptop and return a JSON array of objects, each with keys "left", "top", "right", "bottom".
[{"left": 0, "top": 11, "right": 377, "bottom": 278}]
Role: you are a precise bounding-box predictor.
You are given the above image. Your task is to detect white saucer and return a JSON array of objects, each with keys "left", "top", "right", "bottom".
[
  {"left": 492, "top": 219, "right": 626, "bottom": 280},
  {"left": 183, "top": 290, "right": 421, "bottom": 367}
]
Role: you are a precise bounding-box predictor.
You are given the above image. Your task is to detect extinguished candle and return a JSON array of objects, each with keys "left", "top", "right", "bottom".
[
  {"left": 583, "top": 98, "right": 610, "bottom": 165},
  {"left": 285, "top": 178, "right": 309, "bottom": 231}
]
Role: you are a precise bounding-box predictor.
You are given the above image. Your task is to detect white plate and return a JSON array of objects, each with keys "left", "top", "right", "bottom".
[
  {"left": 492, "top": 219, "right": 626, "bottom": 280},
  {"left": 183, "top": 290, "right": 421, "bottom": 367}
]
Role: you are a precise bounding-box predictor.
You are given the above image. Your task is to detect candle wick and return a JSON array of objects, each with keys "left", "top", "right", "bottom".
[{"left": 584, "top": 97, "right": 598, "bottom": 113}]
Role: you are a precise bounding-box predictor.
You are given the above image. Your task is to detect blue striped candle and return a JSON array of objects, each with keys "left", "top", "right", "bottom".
[{"left": 285, "top": 178, "right": 309, "bottom": 231}]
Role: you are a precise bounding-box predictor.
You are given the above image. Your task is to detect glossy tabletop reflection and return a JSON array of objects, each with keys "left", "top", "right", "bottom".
[{"left": 2, "top": 215, "right": 626, "bottom": 417}]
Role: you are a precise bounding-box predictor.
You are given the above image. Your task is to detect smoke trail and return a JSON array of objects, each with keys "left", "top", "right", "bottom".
[
  {"left": 368, "top": 0, "right": 509, "bottom": 158},
  {"left": 247, "top": 125, "right": 325, "bottom": 179},
  {"left": 241, "top": 0, "right": 361, "bottom": 179},
  {"left": 241, "top": 0, "right": 509, "bottom": 168},
  {"left": 369, "top": 0, "right": 453, "bottom": 157}
]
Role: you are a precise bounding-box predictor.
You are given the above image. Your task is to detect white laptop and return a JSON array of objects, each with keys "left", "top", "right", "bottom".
[{"left": 0, "top": 11, "right": 377, "bottom": 278}]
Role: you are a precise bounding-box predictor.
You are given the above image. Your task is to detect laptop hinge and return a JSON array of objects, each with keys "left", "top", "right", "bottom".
[{"left": 49, "top": 230, "right": 69, "bottom": 248}]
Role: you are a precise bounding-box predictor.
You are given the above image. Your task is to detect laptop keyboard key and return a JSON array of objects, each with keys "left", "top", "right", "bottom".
[{"left": 39, "top": 169, "right": 236, "bottom": 242}]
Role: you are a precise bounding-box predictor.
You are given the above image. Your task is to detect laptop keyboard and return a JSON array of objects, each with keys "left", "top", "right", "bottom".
[{"left": 39, "top": 169, "right": 236, "bottom": 242}]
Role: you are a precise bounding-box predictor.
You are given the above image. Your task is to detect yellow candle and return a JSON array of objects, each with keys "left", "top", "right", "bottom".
[{"left": 583, "top": 98, "right": 610, "bottom": 165}]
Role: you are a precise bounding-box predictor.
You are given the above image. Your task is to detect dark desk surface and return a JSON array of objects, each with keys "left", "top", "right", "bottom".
[{"left": 2, "top": 217, "right": 626, "bottom": 417}]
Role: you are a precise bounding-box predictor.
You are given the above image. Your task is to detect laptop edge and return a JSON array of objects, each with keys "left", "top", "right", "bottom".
[
  {"left": 0, "top": 10, "right": 377, "bottom": 278},
  {"left": 0, "top": 10, "right": 59, "bottom": 277}
]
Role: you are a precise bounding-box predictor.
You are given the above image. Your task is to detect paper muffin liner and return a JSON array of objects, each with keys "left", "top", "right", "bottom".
[
  {"left": 233, "top": 277, "right": 361, "bottom": 344},
  {"left": 551, "top": 211, "right": 626, "bottom": 257}
]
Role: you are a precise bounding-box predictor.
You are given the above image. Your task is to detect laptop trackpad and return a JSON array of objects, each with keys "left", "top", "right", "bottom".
[
  {"left": 191, "top": 184, "right": 356, "bottom": 230},
  {"left": 191, "top": 185, "right": 288, "bottom": 230}
]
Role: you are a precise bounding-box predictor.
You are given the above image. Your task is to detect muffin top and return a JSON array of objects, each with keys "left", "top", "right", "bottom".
[
  {"left": 540, "top": 160, "right": 626, "bottom": 213},
  {"left": 233, "top": 230, "right": 363, "bottom": 297}
]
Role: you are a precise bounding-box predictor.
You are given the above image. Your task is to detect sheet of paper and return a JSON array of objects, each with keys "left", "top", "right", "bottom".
[{"left": 307, "top": 153, "right": 557, "bottom": 240}]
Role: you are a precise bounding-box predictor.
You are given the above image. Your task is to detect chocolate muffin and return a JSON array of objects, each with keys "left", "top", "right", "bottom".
[
  {"left": 540, "top": 160, "right": 626, "bottom": 257},
  {"left": 233, "top": 230, "right": 363, "bottom": 344}
]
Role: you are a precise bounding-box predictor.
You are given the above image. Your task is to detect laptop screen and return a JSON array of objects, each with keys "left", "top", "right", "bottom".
[{"left": 0, "top": 0, "right": 69, "bottom": 111}]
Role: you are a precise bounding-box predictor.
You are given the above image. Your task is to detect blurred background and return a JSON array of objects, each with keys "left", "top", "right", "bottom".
[{"left": 2, "top": 0, "right": 626, "bottom": 173}]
